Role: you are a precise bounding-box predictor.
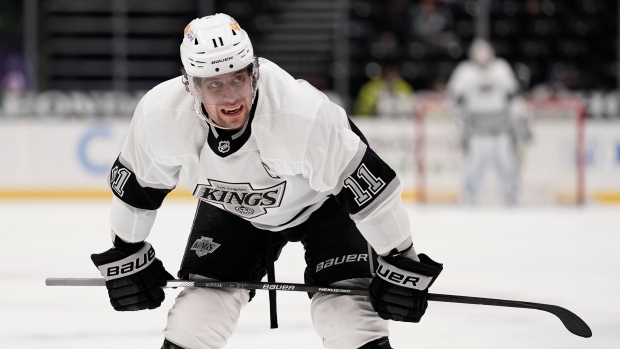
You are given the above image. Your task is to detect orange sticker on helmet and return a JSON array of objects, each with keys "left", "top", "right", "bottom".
[
  {"left": 184, "top": 24, "right": 191, "bottom": 36},
  {"left": 230, "top": 22, "right": 240, "bottom": 31}
]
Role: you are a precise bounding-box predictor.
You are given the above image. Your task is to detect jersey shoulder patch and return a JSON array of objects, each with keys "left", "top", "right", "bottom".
[{"left": 109, "top": 156, "right": 173, "bottom": 210}]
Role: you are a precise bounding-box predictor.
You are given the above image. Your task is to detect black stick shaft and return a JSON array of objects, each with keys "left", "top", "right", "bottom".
[
  {"left": 45, "top": 278, "right": 592, "bottom": 338},
  {"left": 426, "top": 293, "right": 591, "bottom": 338}
]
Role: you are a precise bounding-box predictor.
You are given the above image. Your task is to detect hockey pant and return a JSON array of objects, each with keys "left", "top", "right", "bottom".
[
  {"left": 163, "top": 276, "right": 389, "bottom": 349},
  {"left": 463, "top": 133, "right": 518, "bottom": 205}
]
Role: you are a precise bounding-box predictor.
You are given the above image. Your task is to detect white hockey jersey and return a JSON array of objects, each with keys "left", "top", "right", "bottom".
[
  {"left": 109, "top": 59, "right": 411, "bottom": 255},
  {"left": 446, "top": 58, "right": 520, "bottom": 135},
  {"left": 447, "top": 58, "right": 518, "bottom": 114}
]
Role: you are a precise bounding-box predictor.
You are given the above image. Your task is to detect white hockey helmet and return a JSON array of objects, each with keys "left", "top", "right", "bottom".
[
  {"left": 180, "top": 14, "right": 258, "bottom": 106},
  {"left": 469, "top": 38, "right": 495, "bottom": 67}
]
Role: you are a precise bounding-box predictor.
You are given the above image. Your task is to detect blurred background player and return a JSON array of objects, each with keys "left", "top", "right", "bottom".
[
  {"left": 446, "top": 38, "right": 530, "bottom": 205},
  {"left": 89, "top": 14, "right": 442, "bottom": 349}
]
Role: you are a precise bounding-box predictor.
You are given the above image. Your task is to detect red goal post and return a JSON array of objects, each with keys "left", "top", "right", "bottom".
[{"left": 413, "top": 93, "right": 586, "bottom": 205}]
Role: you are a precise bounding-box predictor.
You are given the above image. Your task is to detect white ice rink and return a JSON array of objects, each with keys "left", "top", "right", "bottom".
[{"left": 1, "top": 200, "right": 618, "bottom": 348}]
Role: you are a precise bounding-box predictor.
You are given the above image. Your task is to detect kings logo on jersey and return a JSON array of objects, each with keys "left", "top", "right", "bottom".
[
  {"left": 191, "top": 236, "right": 221, "bottom": 257},
  {"left": 193, "top": 179, "right": 286, "bottom": 219}
]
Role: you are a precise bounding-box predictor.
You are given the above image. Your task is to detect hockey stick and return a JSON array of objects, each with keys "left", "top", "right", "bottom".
[{"left": 46, "top": 278, "right": 592, "bottom": 338}]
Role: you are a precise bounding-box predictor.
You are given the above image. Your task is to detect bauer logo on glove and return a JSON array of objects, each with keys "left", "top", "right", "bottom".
[
  {"left": 91, "top": 239, "right": 174, "bottom": 311},
  {"left": 375, "top": 257, "right": 433, "bottom": 290},
  {"left": 96, "top": 242, "right": 156, "bottom": 280},
  {"left": 369, "top": 253, "right": 443, "bottom": 323}
]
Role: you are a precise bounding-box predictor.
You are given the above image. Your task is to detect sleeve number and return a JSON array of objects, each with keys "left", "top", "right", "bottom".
[
  {"left": 111, "top": 166, "right": 131, "bottom": 197},
  {"left": 343, "top": 164, "right": 385, "bottom": 206}
]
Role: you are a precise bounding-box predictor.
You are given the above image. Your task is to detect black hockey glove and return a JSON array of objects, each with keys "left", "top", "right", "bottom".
[
  {"left": 369, "top": 253, "right": 442, "bottom": 323},
  {"left": 91, "top": 238, "right": 173, "bottom": 311}
]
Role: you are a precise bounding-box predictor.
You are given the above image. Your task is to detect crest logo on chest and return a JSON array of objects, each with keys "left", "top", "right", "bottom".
[
  {"left": 218, "top": 140, "right": 230, "bottom": 153},
  {"left": 194, "top": 179, "right": 286, "bottom": 219}
]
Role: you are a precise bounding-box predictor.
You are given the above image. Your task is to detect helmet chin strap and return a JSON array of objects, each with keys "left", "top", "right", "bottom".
[{"left": 193, "top": 99, "right": 222, "bottom": 129}]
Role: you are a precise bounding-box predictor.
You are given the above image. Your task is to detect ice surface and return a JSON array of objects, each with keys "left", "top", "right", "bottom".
[{"left": 0, "top": 200, "right": 618, "bottom": 348}]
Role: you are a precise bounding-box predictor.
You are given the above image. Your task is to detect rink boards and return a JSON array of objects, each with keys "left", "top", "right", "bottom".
[{"left": 0, "top": 118, "right": 619, "bottom": 204}]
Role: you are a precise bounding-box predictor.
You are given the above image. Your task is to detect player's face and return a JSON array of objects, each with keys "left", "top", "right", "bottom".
[{"left": 195, "top": 69, "right": 253, "bottom": 130}]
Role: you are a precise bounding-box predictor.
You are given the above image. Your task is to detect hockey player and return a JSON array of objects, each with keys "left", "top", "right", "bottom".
[
  {"left": 91, "top": 14, "right": 442, "bottom": 349},
  {"left": 446, "top": 38, "right": 528, "bottom": 205}
]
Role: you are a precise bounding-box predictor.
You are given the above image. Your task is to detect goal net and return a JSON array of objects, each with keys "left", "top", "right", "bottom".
[{"left": 412, "top": 93, "right": 586, "bottom": 205}]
